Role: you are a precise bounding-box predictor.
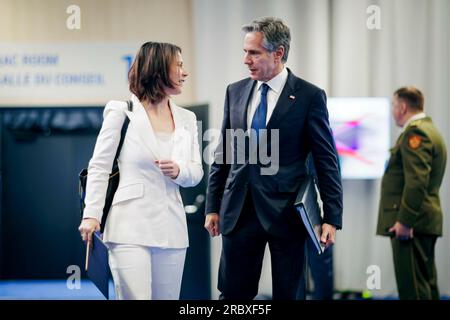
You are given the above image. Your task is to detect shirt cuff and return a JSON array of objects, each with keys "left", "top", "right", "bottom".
[
  {"left": 82, "top": 208, "right": 102, "bottom": 224},
  {"left": 172, "top": 161, "right": 187, "bottom": 186}
]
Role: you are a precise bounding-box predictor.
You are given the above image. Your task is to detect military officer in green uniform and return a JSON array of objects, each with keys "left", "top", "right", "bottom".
[{"left": 377, "top": 86, "right": 447, "bottom": 300}]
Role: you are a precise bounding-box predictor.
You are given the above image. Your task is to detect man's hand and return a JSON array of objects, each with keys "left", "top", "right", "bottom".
[
  {"left": 320, "top": 223, "right": 336, "bottom": 249},
  {"left": 204, "top": 213, "right": 220, "bottom": 237},
  {"left": 389, "top": 221, "right": 414, "bottom": 240}
]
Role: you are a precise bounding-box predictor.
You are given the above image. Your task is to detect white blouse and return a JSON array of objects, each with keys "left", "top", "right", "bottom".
[{"left": 154, "top": 131, "right": 188, "bottom": 248}]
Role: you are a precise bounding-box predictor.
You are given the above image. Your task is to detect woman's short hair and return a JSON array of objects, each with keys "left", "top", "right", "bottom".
[{"left": 128, "top": 42, "right": 181, "bottom": 104}]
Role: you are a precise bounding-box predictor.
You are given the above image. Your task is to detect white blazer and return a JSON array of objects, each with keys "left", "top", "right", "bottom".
[{"left": 83, "top": 94, "right": 203, "bottom": 248}]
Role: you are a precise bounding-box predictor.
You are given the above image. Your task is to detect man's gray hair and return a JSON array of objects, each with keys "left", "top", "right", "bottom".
[{"left": 242, "top": 17, "right": 291, "bottom": 63}]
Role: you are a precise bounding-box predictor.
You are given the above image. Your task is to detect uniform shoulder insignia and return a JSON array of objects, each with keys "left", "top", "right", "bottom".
[
  {"left": 408, "top": 134, "right": 422, "bottom": 149},
  {"left": 409, "top": 118, "right": 425, "bottom": 128}
]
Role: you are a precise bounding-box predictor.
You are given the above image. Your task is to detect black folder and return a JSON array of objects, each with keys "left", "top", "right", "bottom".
[
  {"left": 86, "top": 231, "right": 111, "bottom": 299},
  {"left": 294, "top": 175, "right": 325, "bottom": 254}
]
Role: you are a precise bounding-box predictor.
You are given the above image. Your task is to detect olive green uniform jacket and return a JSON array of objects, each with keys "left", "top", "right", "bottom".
[{"left": 377, "top": 117, "right": 447, "bottom": 236}]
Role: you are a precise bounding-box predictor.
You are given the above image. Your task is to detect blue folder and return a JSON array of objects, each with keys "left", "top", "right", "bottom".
[
  {"left": 294, "top": 175, "right": 325, "bottom": 254},
  {"left": 86, "top": 231, "right": 111, "bottom": 299}
]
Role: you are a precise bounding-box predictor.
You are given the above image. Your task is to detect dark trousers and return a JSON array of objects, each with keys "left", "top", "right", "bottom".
[
  {"left": 218, "top": 193, "right": 306, "bottom": 300},
  {"left": 297, "top": 238, "right": 334, "bottom": 300},
  {"left": 391, "top": 235, "right": 439, "bottom": 300}
]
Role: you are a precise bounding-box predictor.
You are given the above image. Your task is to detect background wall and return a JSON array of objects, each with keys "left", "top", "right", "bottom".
[
  {"left": 1, "top": 0, "right": 449, "bottom": 298},
  {"left": 0, "top": 0, "right": 196, "bottom": 105}
]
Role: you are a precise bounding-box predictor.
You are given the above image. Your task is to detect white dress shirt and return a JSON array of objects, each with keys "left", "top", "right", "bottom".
[
  {"left": 154, "top": 131, "right": 185, "bottom": 247},
  {"left": 247, "top": 66, "right": 289, "bottom": 129}
]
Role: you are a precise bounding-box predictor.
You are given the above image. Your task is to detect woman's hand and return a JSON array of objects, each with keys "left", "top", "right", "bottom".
[
  {"left": 155, "top": 159, "right": 180, "bottom": 179},
  {"left": 78, "top": 218, "right": 101, "bottom": 243}
]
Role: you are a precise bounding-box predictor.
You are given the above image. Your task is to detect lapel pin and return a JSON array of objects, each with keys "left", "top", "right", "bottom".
[{"left": 289, "top": 95, "right": 295, "bottom": 100}]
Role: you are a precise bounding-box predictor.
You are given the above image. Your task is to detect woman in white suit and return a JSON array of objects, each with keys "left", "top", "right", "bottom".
[{"left": 78, "top": 42, "right": 203, "bottom": 300}]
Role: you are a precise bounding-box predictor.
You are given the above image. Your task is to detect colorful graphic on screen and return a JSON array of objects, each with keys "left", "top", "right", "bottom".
[{"left": 327, "top": 97, "right": 390, "bottom": 179}]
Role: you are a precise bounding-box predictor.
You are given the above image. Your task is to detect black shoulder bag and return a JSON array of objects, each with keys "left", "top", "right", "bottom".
[{"left": 78, "top": 100, "right": 133, "bottom": 232}]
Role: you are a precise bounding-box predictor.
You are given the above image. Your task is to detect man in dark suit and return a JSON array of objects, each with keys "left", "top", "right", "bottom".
[{"left": 204, "top": 17, "right": 343, "bottom": 300}]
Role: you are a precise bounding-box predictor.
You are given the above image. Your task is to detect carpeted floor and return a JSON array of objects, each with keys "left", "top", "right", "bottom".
[
  {"left": 0, "top": 280, "right": 449, "bottom": 300},
  {"left": 0, "top": 280, "right": 115, "bottom": 300}
]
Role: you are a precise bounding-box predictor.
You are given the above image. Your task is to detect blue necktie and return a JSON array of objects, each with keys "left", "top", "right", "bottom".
[{"left": 251, "top": 83, "right": 269, "bottom": 135}]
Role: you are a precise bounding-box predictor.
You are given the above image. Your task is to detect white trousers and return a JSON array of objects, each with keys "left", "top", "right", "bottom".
[{"left": 108, "top": 243, "right": 186, "bottom": 300}]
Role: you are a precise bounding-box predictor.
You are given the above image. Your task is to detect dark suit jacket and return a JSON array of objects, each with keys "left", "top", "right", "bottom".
[{"left": 205, "top": 69, "right": 343, "bottom": 237}]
